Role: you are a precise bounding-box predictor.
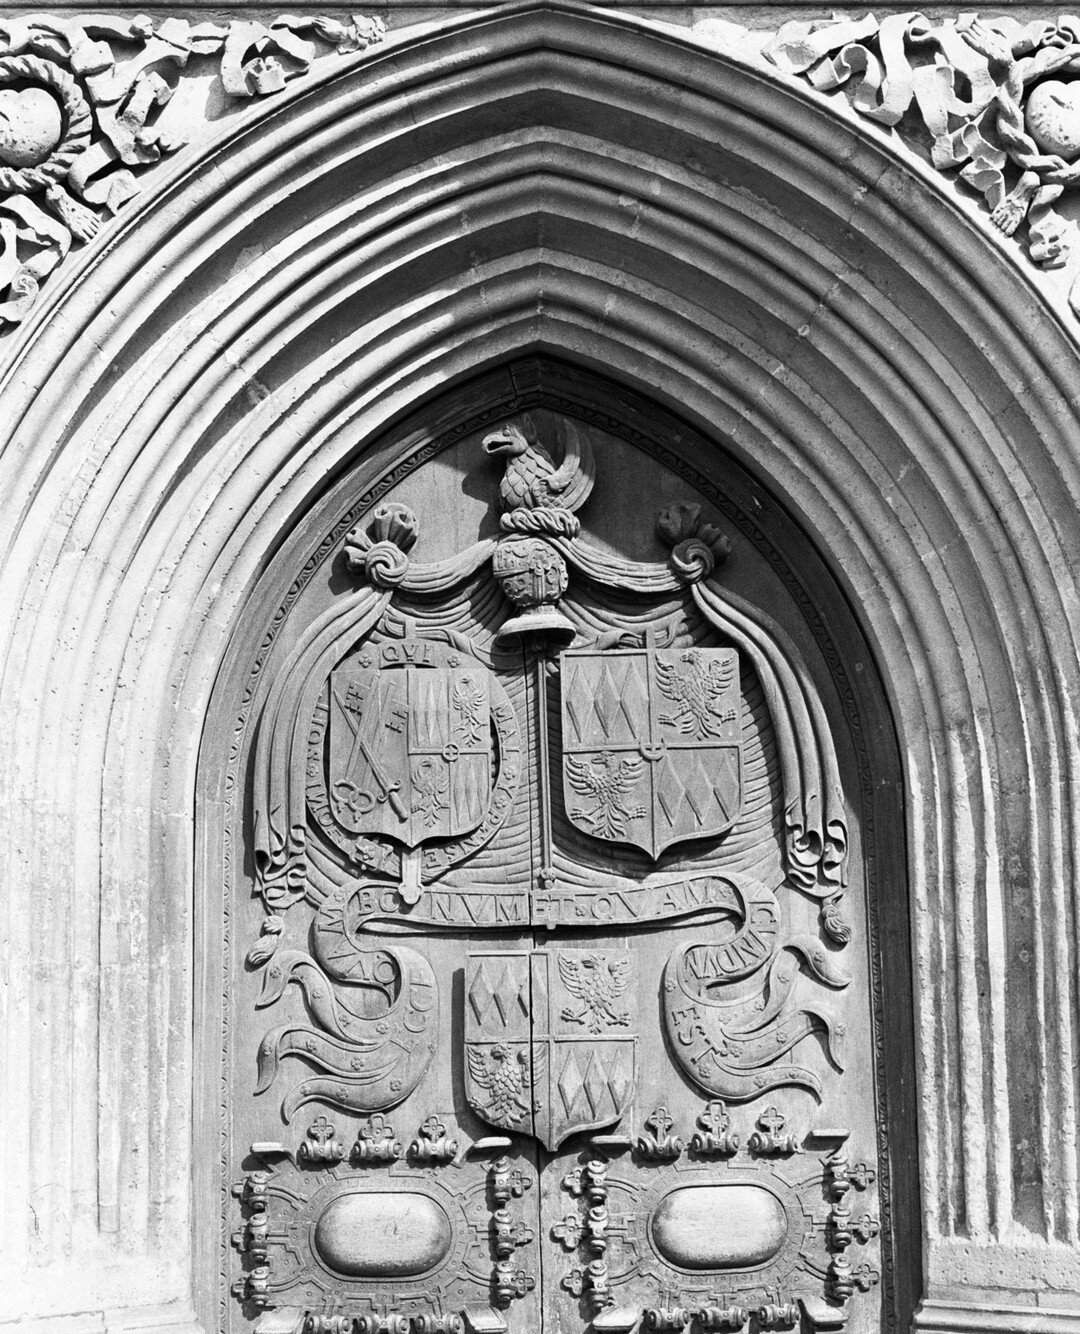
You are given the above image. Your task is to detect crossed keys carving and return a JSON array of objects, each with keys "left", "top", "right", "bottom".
[{"left": 333, "top": 686, "right": 407, "bottom": 822}]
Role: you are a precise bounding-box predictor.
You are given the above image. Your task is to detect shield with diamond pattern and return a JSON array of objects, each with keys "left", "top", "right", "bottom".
[
  {"left": 560, "top": 645, "right": 742, "bottom": 858},
  {"left": 465, "top": 949, "right": 637, "bottom": 1150}
]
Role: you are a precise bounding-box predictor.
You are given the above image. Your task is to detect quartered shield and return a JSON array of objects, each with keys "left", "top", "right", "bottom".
[
  {"left": 328, "top": 643, "right": 492, "bottom": 848},
  {"left": 560, "top": 645, "right": 742, "bottom": 858},
  {"left": 465, "top": 950, "right": 637, "bottom": 1150}
]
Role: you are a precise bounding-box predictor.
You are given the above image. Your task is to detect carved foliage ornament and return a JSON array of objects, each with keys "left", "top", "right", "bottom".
[
  {"left": 6, "top": 10, "right": 1080, "bottom": 325},
  {"left": 0, "top": 11, "right": 384, "bottom": 323},
  {"left": 757, "top": 11, "right": 1080, "bottom": 287}
]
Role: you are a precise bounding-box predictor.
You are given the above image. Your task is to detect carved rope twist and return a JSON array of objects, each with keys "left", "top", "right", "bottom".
[
  {"left": 0, "top": 55, "right": 93, "bottom": 194},
  {"left": 994, "top": 45, "right": 1080, "bottom": 187},
  {"left": 500, "top": 505, "right": 581, "bottom": 537}
]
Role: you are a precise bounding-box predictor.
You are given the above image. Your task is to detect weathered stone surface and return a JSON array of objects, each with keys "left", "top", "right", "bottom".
[{"left": 1, "top": 5, "right": 1079, "bottom": 1334}]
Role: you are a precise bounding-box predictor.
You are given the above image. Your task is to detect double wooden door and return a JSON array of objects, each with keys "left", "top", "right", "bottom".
[{"left": 223, "top": 400, "right": 887, "bottom": 1334}]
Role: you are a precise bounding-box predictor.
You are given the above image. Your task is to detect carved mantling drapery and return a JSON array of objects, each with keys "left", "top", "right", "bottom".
[{"left": 252, "top": 495, "right": 847, "bottom": 921}]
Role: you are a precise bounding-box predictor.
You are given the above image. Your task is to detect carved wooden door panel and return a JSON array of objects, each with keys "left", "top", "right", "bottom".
[{"left": 225, "top": 402, "right": 886, "bottom": 1334}]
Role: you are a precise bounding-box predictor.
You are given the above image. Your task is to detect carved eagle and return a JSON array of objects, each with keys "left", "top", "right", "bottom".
[
  {"left": 466, "top": 1042, "right": 531, "bottom": 1124},
  {"left": 451, "top": 673, "right": 486, "bottom": 747},
  {"left": 558, "top": 953, "right": 632, "bottom": 1033},
  {"left": 482, "top": 418, "right": 595, "bottom": 513},
  {"left": 655, "top": 649, "right": 738, "bottom": 740},
  {"left": 565, "top": 752, "right": 646, "bottom": 841}
]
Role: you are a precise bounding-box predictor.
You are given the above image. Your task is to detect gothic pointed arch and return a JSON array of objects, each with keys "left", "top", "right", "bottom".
[{"left": 0, "top": 7, "right": 1076, "bottom": 1334}]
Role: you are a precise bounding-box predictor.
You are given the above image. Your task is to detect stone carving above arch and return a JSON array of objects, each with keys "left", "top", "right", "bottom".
[
  {"left": 0, "top": 9, "right": 384, "bottom": 323},
  {"left": 753, "top": 12, "right": 1080, "bottom": 282},
  {"left": 8, "top": 4, "right": 1080, "bottom": 331},
  {"left": 1, "top": 4, "right": 1079, "bottom": 1333}
]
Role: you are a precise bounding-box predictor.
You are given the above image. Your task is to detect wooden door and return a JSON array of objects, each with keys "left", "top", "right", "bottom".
[{"left": 222, "top": 388, "right": 894, "bottom": 1334}]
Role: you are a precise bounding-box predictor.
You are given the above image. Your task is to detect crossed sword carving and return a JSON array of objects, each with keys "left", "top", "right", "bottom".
[{"left": 334, "top": 688, "right": 408, "bottom": 822}]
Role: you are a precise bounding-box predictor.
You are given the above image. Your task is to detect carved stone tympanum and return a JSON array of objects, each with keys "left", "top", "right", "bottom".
[{"left": 224, "top": 403, "right": 882, "bottom": 1334}]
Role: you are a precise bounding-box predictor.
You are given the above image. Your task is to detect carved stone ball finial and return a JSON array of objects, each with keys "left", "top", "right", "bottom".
[
  {"left": 343, "top": 502, "right": 419, "bottom": 588},
  {"left": 1025, "top": 80, "right": 1080, "bottom": 160},
  {"left": 656, "top": 502, "right": 731, "bottom": 582}
]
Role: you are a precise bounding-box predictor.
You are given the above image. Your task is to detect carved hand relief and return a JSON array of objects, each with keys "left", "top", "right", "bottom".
[
  {"left": 756, "top": 12, "right": 1080, "bottom": 282},
  {"left": 232, "top": 410, "right": 881, "bottom": 1332}
]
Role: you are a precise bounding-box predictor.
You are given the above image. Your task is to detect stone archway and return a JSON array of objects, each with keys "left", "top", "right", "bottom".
[
  {"left": 199, "top": 354, "right": 917, "bottom": 1333},
  {"left": 0, "top": 6, "right": 1078, "bottom": 1334}
]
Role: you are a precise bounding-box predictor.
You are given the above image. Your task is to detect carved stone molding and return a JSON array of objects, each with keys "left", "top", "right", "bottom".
[
  {"left": 8, "top": 7, "right": 1080, "bottom": 330},
  {"left": 1, "top": 2, "right": 1079, "bottom": 1332},
  {"left": 748, "top": 11, "right": 1080, "bottom": 298},
  {"left": 916, "top": 1301, "right": 1080, "bottom": 1334},
  {"left": 0, "top": 10, "right": 383, "bottom": 323}
]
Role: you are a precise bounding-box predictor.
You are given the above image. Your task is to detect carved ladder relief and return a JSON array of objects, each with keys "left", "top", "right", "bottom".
[{"left": 225, "top": 405, "right": 883, "bottom": 1334}]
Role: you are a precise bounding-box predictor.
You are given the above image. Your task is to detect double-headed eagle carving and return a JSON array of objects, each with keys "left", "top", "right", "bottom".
[
  {"left": 656, "top": 648, "right": 738, "bottom": 740},
  {"left": 558, "top": 953, "right": 632, "bottom": 1033},
  {"left": 565, "top": 752, "right": 646, "bottom": 840},
  {"left": 466, "top": 1042, "right": 531, "bottom": 1124}
]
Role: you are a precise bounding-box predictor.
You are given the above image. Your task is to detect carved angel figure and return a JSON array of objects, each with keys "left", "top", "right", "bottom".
[
  {"left": 565, "top": 752, "right": 646, "bottom": 840},
  {"left": 558, "top": 953, "right": 632, "bottom": 1032},
  {"left": 655, "top": 649, "right": 737, "bottom": 739},
  {"left": 482, "top": 420, "right": 595, "bottom": 514},
  {"left": 466, "top": 1043, "right": 531, "bottom": 1124}
]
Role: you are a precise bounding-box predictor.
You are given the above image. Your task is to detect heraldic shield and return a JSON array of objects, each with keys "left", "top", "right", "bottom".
[
  {"left": 561, "top": 645, "right": 742, "bottom": 858},
  {"left": 328, "top": 641, "right": 492, "bottom": 848},
  {"left": 465, "top": 950, "right": 637, "bottom": 1150}
]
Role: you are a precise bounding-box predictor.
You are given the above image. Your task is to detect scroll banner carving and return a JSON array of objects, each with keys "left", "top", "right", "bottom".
[
  {"left": 662, "top": 909, "right": 851, "bottom": 1101},
  {"left": 319, "top": 870, "right": 756, "bottom": 935},
  {"left": 755, "top": 11, "right": 1080, "bottom": 296},
  {"left": 254, "top": 943, "right": 437, "bottom": 1121}
]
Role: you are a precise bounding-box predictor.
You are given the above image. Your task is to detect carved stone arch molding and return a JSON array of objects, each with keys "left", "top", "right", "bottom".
[{"left": 1, "top": 4, "right": 1079, "bottom": 1334}]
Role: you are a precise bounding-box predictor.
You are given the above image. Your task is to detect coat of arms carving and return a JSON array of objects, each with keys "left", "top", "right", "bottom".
[
  {"left": 465, "top": 950, "right": 638, "bottom": 1150},
  {"left": 235, "top": 402, "right": 879, "bottom": 1334},
  {"left": 561, "top": 645, "right": 741, "bottom": 857},
  {"left": 328, "top": 644, "right": 492, "bottom": 846}
]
